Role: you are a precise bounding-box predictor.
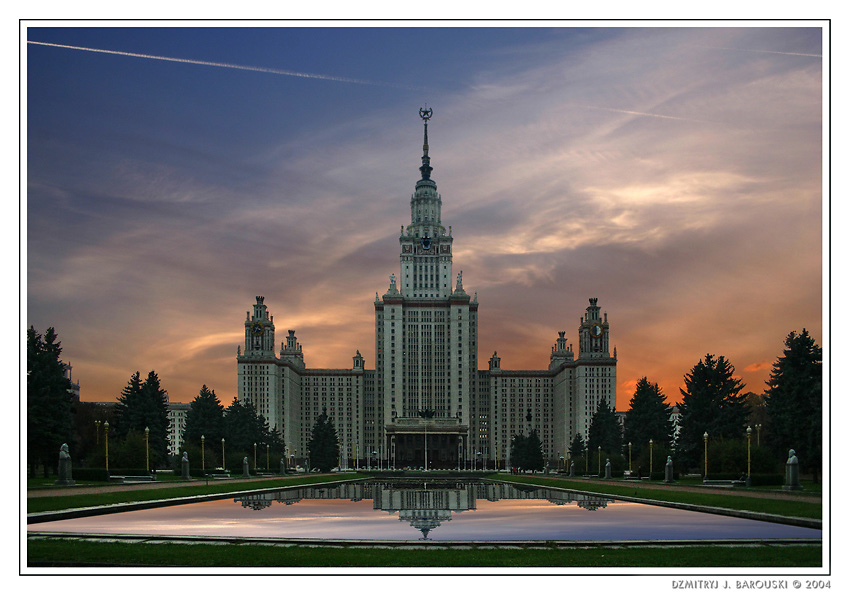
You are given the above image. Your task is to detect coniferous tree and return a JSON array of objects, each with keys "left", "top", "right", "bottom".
[
  {"left": 184, "top": 385, "right": 225, "bottom": 446},
  {"left": 27, "top": 326, "right": 75, "bottom": 477},
  {"left": 510, "top": 432, "right": 527, "bottom": 470},
  {"left": 569, "top": 433, "right": 586, "bottom": 458},
  {"left": 677, "top": 354, "right": 748, "bottom": 469},
  {"left": 586, "top": 398, "right": 622, "bottom": 455},
  {"left": 114, "top": 371, "right": 143, "bottom": 438},
  {"left": 764, "top": 329, "right": 822, "bottom": 481},
  {"left": 114, "top": 370, "right": 170, "bottom": 467},
  {"left": 624, "top": 377, "right": 674, "bottom": 458},
  {"left": 220, "top": 398, "right": 282, "bottom": 469},
  {"left": 307, "top": 407, "right": 339, "bottom": 472},
  {"left": 524, "top": 429, "right": 544, "bottom": 471}
]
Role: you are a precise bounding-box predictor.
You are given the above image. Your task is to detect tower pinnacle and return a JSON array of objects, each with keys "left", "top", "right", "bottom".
[{"left": 418, "top": 106, "right": 433, "bottom": 181}]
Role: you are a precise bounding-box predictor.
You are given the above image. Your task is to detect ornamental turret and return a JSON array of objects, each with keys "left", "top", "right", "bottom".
[{"left": 244, "top": 295, "right": 275, "bottom": 354}]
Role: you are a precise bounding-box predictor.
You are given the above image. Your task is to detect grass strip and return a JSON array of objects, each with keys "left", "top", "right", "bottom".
[
  {"left": 491, "top": 475, "right": 821, "bottom": 520},
  {"left": 27, "top": 474, "right": 364, "bottom": 514},
  {"left": 26, "top": 538, "right": 822, "bottom": 568}
]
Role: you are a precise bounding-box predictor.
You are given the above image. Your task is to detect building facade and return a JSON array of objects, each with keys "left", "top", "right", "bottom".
[{"left": 237, "top": 110, "right": 617, "bottom": 469}]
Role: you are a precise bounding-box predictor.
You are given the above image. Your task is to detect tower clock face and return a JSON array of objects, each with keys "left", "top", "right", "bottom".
[
  {"left": 590, "top": 324, "right": 603, "bottom": 338},
  {"left": 421, "top": 236, "right": 432, "bottom": 250},
  {"left": 250, "top": 322, "right": 264, "bottom": 337}
]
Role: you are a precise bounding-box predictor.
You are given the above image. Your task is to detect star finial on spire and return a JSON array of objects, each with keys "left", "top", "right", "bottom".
[{"left": 418, "top": 106, "right": 433, "bottom": 180}]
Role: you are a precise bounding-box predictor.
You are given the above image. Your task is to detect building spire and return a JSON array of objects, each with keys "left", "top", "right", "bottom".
[{"left": 418, "top": 106, "right": 433, "bottom": 181}]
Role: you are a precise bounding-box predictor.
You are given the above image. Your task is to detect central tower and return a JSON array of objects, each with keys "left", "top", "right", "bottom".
[
  {"left": 399, "top": 107, "right": 454, "bottom": 300},
  {"left": 375, "top": 108, "right": 476, "bottom": 469}
]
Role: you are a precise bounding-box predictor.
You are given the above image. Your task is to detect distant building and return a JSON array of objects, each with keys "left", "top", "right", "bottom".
[
  {"left": 167, "top": 402, "right": 190, "bottom": 455},
  {"left": 62, "top": 361, "right": 80, "bottom": 401},
  {"left": 86, "top": 399, "right": 187, "bottom": 456},
  {"left": 237, "top": 110, "right": 617, "bottom": 468}
]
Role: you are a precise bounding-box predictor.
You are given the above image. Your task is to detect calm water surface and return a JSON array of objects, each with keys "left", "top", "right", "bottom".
[{"left": 29, "top": 480, "right": 821, "bottom": 542}]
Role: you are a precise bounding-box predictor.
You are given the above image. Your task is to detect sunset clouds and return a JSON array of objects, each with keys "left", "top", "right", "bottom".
[{"left": 26, "top": 25, "right": 824, "bottom": 409}]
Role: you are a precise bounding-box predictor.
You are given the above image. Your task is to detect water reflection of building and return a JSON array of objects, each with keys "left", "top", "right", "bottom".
[
  {"left": 375, "top": 482, "right": 475, "bottom": 539},
  {"left": 233, "top": 480, "right": 610, "bottom": 539}
]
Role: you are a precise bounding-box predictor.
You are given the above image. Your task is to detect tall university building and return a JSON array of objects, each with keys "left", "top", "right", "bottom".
[{"left": 237, "top": 109, "right": 617, "bottom": 468}]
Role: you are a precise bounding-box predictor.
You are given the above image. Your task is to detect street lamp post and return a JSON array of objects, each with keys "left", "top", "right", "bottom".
[
  {"left": 649, "top": 438, "right": 654, "bottom": 477},
  {"left": 144, "top": 426, "right": 150, "bottom": 472},
  {"left": 418, "top": 409, "right": 434, "bottom": 471},
  {"left": 628, "top": 442, "right": 632, "bottom": 474},
  {"left": 222, "top": 438, "right": 226, "bottom": 470},
  {"left": 585, "top": 446, "right": 589, "bottom": 474},
  {"left": 746, "top": 426, "right": 753, "bottom": 486},
  {"left": 756, "top": 424, "right": 762, "bottom": 446},
  {"left": 95, "top": 420, "right": 101, "bottom": 445},
  {"left": 703, "top": 432, "right": 709, "bottom": 478},
  {"left": 597, "top": 445, "right": 601, "bottom": 476},
  {"left": 253, "top": 442, "right": 257, "bottom": 470},
  {"left": 104, "top": 421, "right": 109, "bottom": 473},
  {"left": 201, "top": 435, "right": 205, "bottom": 474}
]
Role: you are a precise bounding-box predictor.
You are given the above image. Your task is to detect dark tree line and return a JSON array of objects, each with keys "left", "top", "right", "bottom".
[
  {"left": 181, "top": 385, "right": 283, "bottom": 470},
  {"left": 113, "top": 370, "right": 170, "bottom": 468},
  {"left": 597, "top": 329, "right": 822, "bottom": 478},
  {"left": 510, "top": 430, "right": 544, "bottom": 472},
  {"left": 764, "top": 329, "right": 822, "bottom": 481},
  {"left": 27, "top": 326, "right": 75, "bottom": 477}
]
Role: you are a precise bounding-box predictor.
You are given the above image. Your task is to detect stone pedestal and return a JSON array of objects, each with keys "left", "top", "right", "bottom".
[
  {"left": 604, "top": 458, "right": 612, "bottom": 479},
  {"left": 180, "top": 452, "right": 191, "bottom": 480},
  {"left": 569, "top": 462, "right": 575, "bottom": 477},
  {"left": 783, "top": 449, "right": 802, "bottom": 490},
  {"left": 242, "top": 456, "right": 251, "bottom": 478},
  {"left": 280, "top": 458, "right": 286, "bottom": 475}
]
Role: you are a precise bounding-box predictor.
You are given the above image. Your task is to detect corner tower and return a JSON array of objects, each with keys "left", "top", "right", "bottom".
[
  {"left": 574, "top": 297, "right": 617, "bottom": 440},
  {"left": 237, "top": 296, "right": 283, "bottom": 432}
]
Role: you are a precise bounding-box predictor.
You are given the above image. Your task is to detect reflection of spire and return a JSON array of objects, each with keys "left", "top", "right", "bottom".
[{"left": 399, "top": 508, "right": 452, "bottom": 539}]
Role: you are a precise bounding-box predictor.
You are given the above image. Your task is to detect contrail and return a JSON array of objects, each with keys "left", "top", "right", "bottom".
[
  {"left": 696, "top": 44, "right": 822, "bottom": 58},
  {"left": 567, "top": 103, "right": 712, "bottom": 124},
  {"left": 27, "top": 40, "right": 423, "bottom": 90}
]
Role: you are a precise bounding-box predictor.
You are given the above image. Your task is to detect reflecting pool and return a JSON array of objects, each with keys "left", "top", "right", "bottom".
[{"left": 29, "top": 480, "right": 821, "bottom": 542}]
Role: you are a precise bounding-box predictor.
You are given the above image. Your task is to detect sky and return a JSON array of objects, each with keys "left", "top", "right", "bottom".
[{"left": 24, "top": 24, "right": 825, "bottom": 411}]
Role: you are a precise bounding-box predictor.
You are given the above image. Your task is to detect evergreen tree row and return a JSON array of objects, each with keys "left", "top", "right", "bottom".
[
  {"left": 563, "top": 328, "right": 822, "bottom": 477},
  {"left": 181, "top": 384, "right": 283, "bottom": 470},
  {"left": 27, "top": 326, "right": 75, "bottom": 477}
]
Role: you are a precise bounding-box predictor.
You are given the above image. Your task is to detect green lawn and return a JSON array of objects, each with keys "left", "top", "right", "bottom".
[
  {"left": 491, "top": 474, "right": 822, "bottom": 520},
  {"left": 26, "top": 538, "right": 822, "bottom": 568}
]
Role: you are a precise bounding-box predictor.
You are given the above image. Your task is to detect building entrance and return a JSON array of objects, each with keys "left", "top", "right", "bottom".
[
  {"left": 392, "top": 432, "right": 462, "bottom": 469},
  {"left": 386, "top": 418, "right": 469, "bottom": 470}
]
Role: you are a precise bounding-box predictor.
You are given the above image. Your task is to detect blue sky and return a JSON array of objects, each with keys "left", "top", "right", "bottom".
[{"left": 25, "top": 24, "right": 824, "bottom": 408}]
